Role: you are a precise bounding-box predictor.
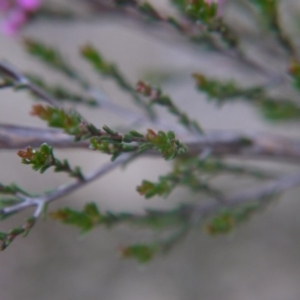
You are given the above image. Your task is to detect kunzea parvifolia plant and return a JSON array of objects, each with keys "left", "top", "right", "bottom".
[{"left": 1, "top": 0, "right": 300, "bottom": 263}]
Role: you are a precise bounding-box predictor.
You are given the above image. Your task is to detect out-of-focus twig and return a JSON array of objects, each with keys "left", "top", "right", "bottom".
[
  {"left": 188, "top": 170, "right": 300, "bottom": 224},
  {"left": 0, "top": 61, "right": 59, "bottom": 107},
  {"left": 81, "top": 0, "right": 278, "bottom": 79}
]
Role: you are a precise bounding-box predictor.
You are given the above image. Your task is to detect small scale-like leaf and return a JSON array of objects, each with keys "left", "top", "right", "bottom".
[{"left": 120, "top": 244, "right": 158, "bottom": 263}]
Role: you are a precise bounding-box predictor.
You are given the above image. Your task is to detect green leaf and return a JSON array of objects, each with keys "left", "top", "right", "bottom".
[
  {"left": 205, "top": 204, "right": 261, "bottom": 235},
  {"left": 193, "top": 73, "right": 264, "bottom": 102},
  {"left": 205, "top": 211, "right": 234, "bottom": 235},
  {"left": 30, "top": 104, "right": 82, "bottom": 135},
  {"left": 260, "top": 99, "right": 300, "bottom": 121},
  {"left": 120, "top": 244, "right": 158, "bottom": 263},
  {"left": 50, "top": 206, "right": 96, "bottom": 233},
  {"left": 185, "top": 0, "right": 218, "bottom": 23},
  {"left": 50, "top": 203, "right": 123, "bottom": 232},
  {"left": 146, "top": 129, "right": 187, "bottom": 160},
  {"left": 137, "top": 81, "right": 203, "bottom": 134},
  {"left": 137, "top": 179, "right": 173, "bottom": 199}
]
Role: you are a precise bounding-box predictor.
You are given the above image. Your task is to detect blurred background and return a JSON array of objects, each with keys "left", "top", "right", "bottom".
[{"left": 1, "top": 0, "right": 300, "bottom": 299}]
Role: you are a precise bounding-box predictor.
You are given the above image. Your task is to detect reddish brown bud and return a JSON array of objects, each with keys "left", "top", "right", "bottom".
[
  {"left": 30, "top": 104, "right": 50, "bottom": 119},
  {"left": 146, "top": 129, "right": 157, "bottom": 141},
  {"left": 17, "top": 146, "right": 34, "bottom": 160}
]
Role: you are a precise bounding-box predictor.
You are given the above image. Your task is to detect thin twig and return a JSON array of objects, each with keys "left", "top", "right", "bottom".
[
  {"left": 0, "top": 61, "right": 59, "bottom": 107},
  {"left": 3, "top": 158, "right": 300, "bottom": 227},
  {"left": 0, "top": 124, "right": 77, "bottom": 149},
  {"left": 1, "top": 153, "right": 132, "bottom": 217},
  {"left": 1, "top": 124, "right": 300, "bottom": 163},
  {"left": 82, "top": 0, "right": 278, "bottom": 79},
  {"left": 0, "top": 61, "right": 184, "bottom": 133},
  {"left": 88, "top": 87, "right": 182, "bottom": 131},
  {"left": 188, "top": 170, "right": 300, "bottom": 224}
]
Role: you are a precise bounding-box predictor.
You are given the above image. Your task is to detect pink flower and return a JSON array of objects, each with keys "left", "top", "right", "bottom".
[
  {"left": 17, "top": 0, "right": 40, "bottom": 11},
  {"left": 0, "top": 0, "right": 41, "bottom": 35},
  {"left": 1, "top": 8, "right": 27, "bottom": 35},
  {"left": 0, "top": 1, "right": 10, "bottom": 12}
]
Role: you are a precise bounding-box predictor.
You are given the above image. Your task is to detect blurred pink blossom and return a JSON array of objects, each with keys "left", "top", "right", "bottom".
[
  {"left": 18, "top": 0, "right": 40, "bottom": 11},
  {"left": 2, "top": 8, "right": 27, "bottom": 35},
  {"left": 0, "top": 1, "right": 10, "bottom": 12},
  {"left": 0, "top": 0, "right": 41, "bottom": 35}
]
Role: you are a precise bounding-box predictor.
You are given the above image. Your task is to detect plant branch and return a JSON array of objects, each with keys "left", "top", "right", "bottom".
[
  {"left": 82, "top": 0, "right": 278, "bottom": 79},
  {"left": 1, "top": 61, "right": 184, "bottom": 133},
  {"left": 1, "top": 153, "right": 132, "bottom": 217},
  {"left": 0, "top": 61, "right": 59, "bottom": 108},
  {"left": 1, "top": 124, "right": 300, "bottom": 163},
  {"left": 88, "top": 88, "right": 183, "bottom": 131},
  {"left": 188, "top": 170, "right": 300, "bottom": 224}
]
